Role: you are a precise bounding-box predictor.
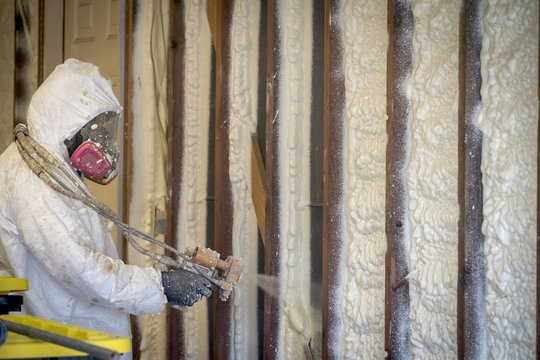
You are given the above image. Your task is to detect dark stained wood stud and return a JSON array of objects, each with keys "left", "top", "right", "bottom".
[
  {"left": 212, "top": 0, "right": 235, "bottom": 358},
  {"left": 166, "top": 0, "right": 187, "bottom": 358},
  {"left": 123, "top": 0, "right": 139, "bottom": 357},
  {"left": 263, "top": 0, "right": 281, "bottom": 358},
  {"left": 457, "top": 1, "right": 485, "bottom": 359},
  {"left": 322, "top": 0, "right": 346, "bottom": 358},
  {"left": 385, "top": 1, "right": 413, "bottom": 358}
]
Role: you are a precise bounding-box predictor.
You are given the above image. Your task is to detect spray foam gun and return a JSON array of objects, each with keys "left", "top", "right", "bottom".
[
  {"left": 183, "top": 247, "right": 243, "bottom": 301},
  {"left": 13, "top": 124, "right": 243, "bottom": 301}
]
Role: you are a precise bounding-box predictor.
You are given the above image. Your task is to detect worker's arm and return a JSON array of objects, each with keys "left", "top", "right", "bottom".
[{"left": 13, "top": 182, "right": 167, "bottom": 315}]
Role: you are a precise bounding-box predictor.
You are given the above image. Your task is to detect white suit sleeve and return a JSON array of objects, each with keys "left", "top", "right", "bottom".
[{"left": 14, "top": 185, "right": 167, "bottom": 315}]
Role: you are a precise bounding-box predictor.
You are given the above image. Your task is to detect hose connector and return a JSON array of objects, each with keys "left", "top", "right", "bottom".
[{"left": 14, "top": 123, "right": 29, "bottom": 139}]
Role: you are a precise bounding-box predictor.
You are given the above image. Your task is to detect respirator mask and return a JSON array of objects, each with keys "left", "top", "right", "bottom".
[{"left": 65, "top": 111, "right": 120, "bottom": 185}]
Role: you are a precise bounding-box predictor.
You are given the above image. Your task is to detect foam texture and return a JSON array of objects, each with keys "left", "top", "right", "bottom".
[
  {"left": 407, "top": 0, "right": 460, "bottom": 357},
  {"left": 340, "top": 1, "right": 388, "bottom": 358},
  {"left": 479, "top": 0, "right": 538, "bottom": 358}
]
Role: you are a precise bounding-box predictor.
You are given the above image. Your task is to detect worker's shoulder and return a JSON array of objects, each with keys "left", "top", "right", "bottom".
[
  {"left": 0, "top": 143, "right": 47, "bottom": 199},
  {"left": 0, "top": 143, "right": 29, "bottom": 178},
  {"left": 0, "top": 143, "right": 23, "bottom": 180}
]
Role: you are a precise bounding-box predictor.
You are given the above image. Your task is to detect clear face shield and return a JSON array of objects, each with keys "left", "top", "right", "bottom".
[{"left": 67, "top": 111, "right": 120, "bottom": 185}]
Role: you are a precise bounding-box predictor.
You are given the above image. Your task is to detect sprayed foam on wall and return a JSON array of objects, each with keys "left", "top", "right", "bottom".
[
  {"left": 340, "top": 1, "right": 388, "bottom": 358},
  {"left": 407, "top": 0, "right": 460, "bottom": 357},
  {"left": 276, "top": 1, "right": 313, "bottom": 358},
  {"left": 479, "top": 0, "right": 538, "bottom": 357},
  {"left": 130, "top": 1, "right": 169, "bottom": 359},
  {"left": 228, "top": 1, "right": 261, "bottom": 358},
  {"left": 126, "top": 1, "right": 538, "bottom": 357},
  {"left": 178, "top": 1, "right": 212, "bottom": 358}
]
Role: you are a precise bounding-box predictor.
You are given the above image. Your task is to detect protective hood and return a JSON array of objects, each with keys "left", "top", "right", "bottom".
[{"left": 26, "top": 59, "right": 122, "bottom": 162}]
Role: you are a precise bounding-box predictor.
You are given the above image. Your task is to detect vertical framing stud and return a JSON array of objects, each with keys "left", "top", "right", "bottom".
[
  {"left": 166, "top": 0, "right": 187, "bottom": 358},
  {"left": 322, "top": 0, "right": 345, "bottom": 358},
  {"left": 385, "top": 1, "right": 413, "bottom": 358},
  {"left": 212, "top": 0, "right": 235, "bottom": 358},
  {"left": 263, "top": 0, "right": 281, "bottom": 358},
  {"left": 457, "top": 0, "right": 485, "bottom": 358}
]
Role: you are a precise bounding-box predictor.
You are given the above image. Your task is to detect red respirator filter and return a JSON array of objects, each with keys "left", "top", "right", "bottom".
[{"left": 70, "top": 140, "right": 112, "bottom": 179}]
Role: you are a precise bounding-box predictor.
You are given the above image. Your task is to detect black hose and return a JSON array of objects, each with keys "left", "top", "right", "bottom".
[
  {"left": 3, "top": 319, "right": 121, "bottom": 360},
  {"left": 0, "top": 319, "right": 7, "bottom": 346}
]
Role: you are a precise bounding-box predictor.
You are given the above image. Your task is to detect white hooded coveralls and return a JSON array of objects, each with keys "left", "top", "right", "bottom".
[{"left": 0, "top": 59, "right": 167, "bottom": 339}]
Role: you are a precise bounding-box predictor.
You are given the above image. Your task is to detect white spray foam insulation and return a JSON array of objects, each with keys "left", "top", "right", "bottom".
[
  {"left": 126, "top": 1, "right": 539, "bottom": 358},
  {"left": 177, "top": 1, "right": 212, "bottom": 358},
  {"left": 228, "top": 0, "right": 260, "bottom": 358},
  {"left": 276, "top": 0, "right": 313, "bottom": 358},
  {"left": 407, "top": 0, "right": 460, "bottom": 357},
  {"left": 130, "top": 1, "right": 169, "bottom": 359},
  {"left": 479, "top": 0, "right": 538, "bottom": 357},
  {"left": 340, "top": 1, "right": 388, "bottom": 358}
]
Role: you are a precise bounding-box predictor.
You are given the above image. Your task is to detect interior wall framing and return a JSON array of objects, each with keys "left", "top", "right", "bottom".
[{"left": 131, "top": 0, "right": 539, "bottom": 358}]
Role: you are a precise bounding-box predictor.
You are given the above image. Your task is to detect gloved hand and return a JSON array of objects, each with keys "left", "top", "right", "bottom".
[{"left": 161, "top": 268, "right": 216, "bottom": 307}]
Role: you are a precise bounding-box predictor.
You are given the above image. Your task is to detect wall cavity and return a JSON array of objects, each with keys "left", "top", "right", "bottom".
[
  {"left": 228, "top": 0, "right": 261, "bottom": 358},
  {"left": 276, "top": 0, "right": 313, "bottom": 358},
  {"left": 340, "top": 1, "right": 388, "bottom": 358},
  {"left": 129, "top": 1, "right": 169, "bottom": 359},
  {"left": 479, "top": 0, "right": 538, "bottom": 358},
  {"left": 178, "top": 1, "right": 212, "bottom": 359},
  {"left": 407, "top": 0, "right": 460, "bottom": 357}
]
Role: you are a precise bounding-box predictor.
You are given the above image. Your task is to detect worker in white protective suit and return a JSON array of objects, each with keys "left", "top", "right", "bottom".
[{"left": 0, "top": 59, "right": 214, "bottom": 349}]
